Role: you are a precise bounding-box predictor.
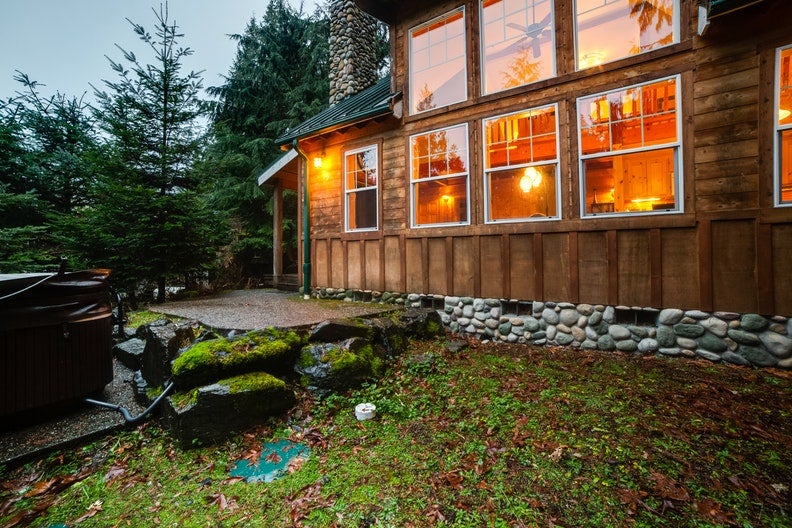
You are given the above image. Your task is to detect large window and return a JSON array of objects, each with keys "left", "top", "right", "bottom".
[
  {"left": 481, "top": 0, "right": 555, "bottom": 95},
  {"left": 575, "top": 0, "right": 677, "bottom": 70},
  {"left": 345, "top": 145, "right": 379, "bottom": 231},
  {"left": 578, "top": 76, "right": 681, "bottom": 216},
  {"left": 484, "top": 104, "right": 560, "bottom": 222},
  {"left": 777, "top": 45, "right": 792, "bottom": 206},
  {"left": 409, "top": 8, "right": 467, "bottom": 114},
  {"left": 410, "top": 124, "right": 470, "bottom": 227}
]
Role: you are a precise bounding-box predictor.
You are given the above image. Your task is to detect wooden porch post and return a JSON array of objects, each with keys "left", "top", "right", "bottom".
[{"left": 273, "top": 183, "right": 283, "bottom": 289}]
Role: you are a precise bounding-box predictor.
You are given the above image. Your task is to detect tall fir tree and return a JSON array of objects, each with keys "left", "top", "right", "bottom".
[
  {"left": 199, "top": 0, "right": 330, "bottom": 280},
  {"left": 77, "top": 3, "right": 225, "bottom": 303}
]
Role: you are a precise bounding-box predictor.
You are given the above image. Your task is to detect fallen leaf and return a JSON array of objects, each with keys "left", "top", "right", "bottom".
[
  {"left": 265, "top": 451, "right": 283, "bottom": 465},
  {"left": 695, "top": 498, "right": 738, "bottom": 526},
  {"left": 103, "top": 464, "right": 127, "bottom": 486},
  {"left": 649, "top": 470, "right": 690, "bottom": 502},
  {"left": 206, "top": 493, "right": 238, "bottom": 512},
  {"left": 73, "top": 500, "right": 103, "bottom": 524}
]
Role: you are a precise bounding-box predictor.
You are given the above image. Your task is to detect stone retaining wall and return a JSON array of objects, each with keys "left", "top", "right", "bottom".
[{"left": 312, "top": 288, "right": 792, "bottom": 369}]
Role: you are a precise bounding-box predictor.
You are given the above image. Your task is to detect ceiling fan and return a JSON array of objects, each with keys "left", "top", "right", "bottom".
[{"left": 506, "top": 12, "right": 552, "bottom": 57}]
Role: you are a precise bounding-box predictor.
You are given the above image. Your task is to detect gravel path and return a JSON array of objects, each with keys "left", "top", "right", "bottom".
[
  {"left": 0, "top": 360, "right": 144, "bottom": 466},
  {"left": 151, "top": 289, "right": 393, "bottom": 330}
]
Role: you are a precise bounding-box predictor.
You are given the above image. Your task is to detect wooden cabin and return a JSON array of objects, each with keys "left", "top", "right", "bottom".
[{"left": 266, "top": 0, "right": 792, "bottom": 323}]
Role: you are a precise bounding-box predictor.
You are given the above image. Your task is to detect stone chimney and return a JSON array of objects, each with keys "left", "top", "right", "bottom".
[{"left": 328, "top": 0, "right": 379, "bottom": 106}]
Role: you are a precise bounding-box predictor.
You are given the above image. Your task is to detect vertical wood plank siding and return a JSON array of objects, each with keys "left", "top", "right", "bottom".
[{"left": 301, "top": 0, "right": 792, "bottom": 315}]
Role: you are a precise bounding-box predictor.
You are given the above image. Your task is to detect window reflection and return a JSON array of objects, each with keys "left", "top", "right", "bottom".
[
  {"left": 578, "top": 76, "right": 680, "bottom": 215},
  {"left": 484, "top": 105, "right": 560, "bottom": 222},
  {"left": 345, "top": 146, "right": 378, "bottom": 231},
  {"left": 777, "top": 46, "right": 792, "bottom": 204},
  {"left": 481, "top": 0, "right": 555, "bottom": 95},
  {"left": 575, "top": 0, "right": 676, "bottom": 70},
  {"left": 411, "top": 124, "right": 470, "bottom": 226},
  {"left": 410, "top": 9, "right": 467, "bottom": 114}
]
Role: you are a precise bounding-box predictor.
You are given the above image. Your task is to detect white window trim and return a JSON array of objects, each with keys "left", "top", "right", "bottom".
[
  {"left": 409, "top": 123, "right": 471, "bottom": 228},
  {"left": 479, "top": 0, "right": 557, "bottom": 96},
  {"left": 408, "top": 7, "right": 468, "bottom": 115},
  {"left": 482, "top": 103, "right": 561, "bottom": 223},
  {"left": 775, "top": 44, "right": 792, "bottom": 208},
  {"left": 576, "top": 74, "right": 684, "bottom": 218},
  {"left": 573, "top": 0, "right": 680, "bottom": 72},
  {"left": 344, "top": 144, "right": 379, "bottom": 233}
]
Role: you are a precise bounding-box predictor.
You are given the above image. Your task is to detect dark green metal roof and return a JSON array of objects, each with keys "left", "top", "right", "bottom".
[
  {"left": 708, "top": 0, "right": 764, "bottom": 17},
  {"left": 275, "top": 77, "right": 396, "bottom": 145}
]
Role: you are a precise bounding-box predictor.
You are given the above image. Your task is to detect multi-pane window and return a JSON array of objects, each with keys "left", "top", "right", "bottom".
[
  {"left": 777, "top": 45, "right": 792, "bottom": 206},
  {"left": 484, "top": 104, "right": 560, "bottom": 221},
  {"left": 345, "top": 145, "right": 378, "bottom": 231},
  {"left": 410, "top": 124, "right": 470, "bottom": 227},
  {"left": 575, "top": 0, "right": 677, "bottom": 70},
  {"left": 481, "top": 0, "right": 555, "bottom": 95},
  {"left": 578, "top": 76, "right": 681, "bottom": 215},
  {"left": 409, "top": 8, "right": 467, "bottom": 114}
]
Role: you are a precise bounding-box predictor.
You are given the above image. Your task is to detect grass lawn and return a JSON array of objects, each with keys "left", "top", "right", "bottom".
[{"left": 1, "top": 336, "right": 790, "bottom": 527}]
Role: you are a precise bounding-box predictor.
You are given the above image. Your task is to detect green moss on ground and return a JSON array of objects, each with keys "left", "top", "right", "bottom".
[{"left": 216, "top": 372, "right": 286, "bottom": 394}]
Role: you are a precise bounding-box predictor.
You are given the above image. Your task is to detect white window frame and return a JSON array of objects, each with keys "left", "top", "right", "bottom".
[
  {"left": 408, "top": 7, "right": 468, "bottom": 115},
  {"left": 344, "top": 144, "right": 379, "bottom": 232},
  {"left": 482, "top": 103, "right": 561, "bottom": 223},
  {"left": 409, "top": 123, "right": 471, "bottom": 228},
  {"left": 479, "top": 0, "right": 556, "bottom": 96},
  {"left": 577, "top": 74, "right": 683, "bottom": 218},
  {"left": 775, "top": 44, "right": 792, "bottom": 207},
  {"left": 573, "top": 0, "right": 680, "bottom": 71}
]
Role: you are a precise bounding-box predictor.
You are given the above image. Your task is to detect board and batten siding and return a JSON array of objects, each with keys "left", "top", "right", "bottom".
[{"left": 299, "top": 0, "right": 792, "bottom": 316}]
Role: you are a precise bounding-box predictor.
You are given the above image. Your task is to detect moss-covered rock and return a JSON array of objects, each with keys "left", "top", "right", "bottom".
[
  {"left": 309, "top": 318, "right": 375, "bottom": 343},
  {"left": 398, "top": 308, "right": 444, "bottom": 339},
  {"left": 296, "top": 337, "right": 385, "bottom": 394},
  {"left": 163, "top": 371, "right": 295, "bottom": 448},
  {"left": 171, "top": 328, "right": 305, "bottom": 390}
]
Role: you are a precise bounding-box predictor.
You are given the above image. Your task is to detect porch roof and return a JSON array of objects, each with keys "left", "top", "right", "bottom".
[
  {"left": 274, "top": 76, "right": 396, "bottom": 145},
  {"left": 257, "top": 148, "right": 298, "bottom": 190}
]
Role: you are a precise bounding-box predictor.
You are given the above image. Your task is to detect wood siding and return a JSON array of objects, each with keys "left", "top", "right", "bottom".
[{"left": 298, "top": 0, "right": 792, "bottom": 315}]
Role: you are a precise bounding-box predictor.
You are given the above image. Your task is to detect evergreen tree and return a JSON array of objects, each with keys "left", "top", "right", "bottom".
[
  {"left": 11, "top": 74, "right": 100, "bottom": 214},
  {"left": 78, "top": 3, "right": 225, "bottom": 303},
  {"left": 200, "top": 0, "right": 330, "bottom": 280}
]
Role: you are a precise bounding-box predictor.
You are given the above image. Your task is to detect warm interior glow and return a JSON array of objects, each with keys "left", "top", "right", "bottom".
[
  {"left": 780, "top": 109, "right": 791, "bottom": 121},
  {"left": 519, "top": 167, "right": 543, "bottom": 192}
]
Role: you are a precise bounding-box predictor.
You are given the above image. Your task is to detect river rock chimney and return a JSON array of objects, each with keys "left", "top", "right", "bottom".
[{"left": 328, "top": 0, "right": 379, "bottom": 106}]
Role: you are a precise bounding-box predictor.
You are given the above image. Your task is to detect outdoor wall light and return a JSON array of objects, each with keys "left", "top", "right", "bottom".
[{"left": 313, "top": 155, "right": 323, "bottom": 168}]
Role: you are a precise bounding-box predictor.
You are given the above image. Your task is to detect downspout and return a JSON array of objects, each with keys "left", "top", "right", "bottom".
[{"left": 293, "top": 139, "right": 311, "bottom": 299}]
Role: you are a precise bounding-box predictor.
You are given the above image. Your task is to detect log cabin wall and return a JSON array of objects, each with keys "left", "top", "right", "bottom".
[{"left": 301, "top": 0, "right": 792, "bottom": 317}]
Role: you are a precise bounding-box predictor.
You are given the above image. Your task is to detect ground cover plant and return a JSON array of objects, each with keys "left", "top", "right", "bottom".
[{"left": 1, "top": 337, "right": 790, "bottom": 527}]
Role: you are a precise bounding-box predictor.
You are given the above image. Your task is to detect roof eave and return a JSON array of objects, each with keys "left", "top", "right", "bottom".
[{"left": 275, "top": 105, "right": 393, "bottom": 146}]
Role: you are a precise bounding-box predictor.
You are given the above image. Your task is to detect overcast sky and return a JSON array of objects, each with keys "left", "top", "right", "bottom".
[{"left": 0, "top": 0, "right": 322, "bottom": 104}]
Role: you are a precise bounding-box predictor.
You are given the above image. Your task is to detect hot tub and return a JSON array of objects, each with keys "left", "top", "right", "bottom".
[{"left": 0, "top": 269, "right": 113, "bottom": 420}]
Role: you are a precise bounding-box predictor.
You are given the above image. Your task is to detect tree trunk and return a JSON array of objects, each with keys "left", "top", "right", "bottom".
[{"left": 157, "top": 276, "right": 166, "bottom": 303}]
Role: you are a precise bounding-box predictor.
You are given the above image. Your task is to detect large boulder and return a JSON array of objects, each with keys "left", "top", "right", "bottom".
[
  {"left": 309, "top": 318, "right": 374, "bottom": 343},
  {"left": 296, "top": 337, "right": 385, "bottom": 395},
  {"left": 398, "top": 308, "right": 444, "bottom": 338},
  {"left": 170, "top": 328, "right": 303, "bottom": 390},
  {"left": 137, "top": 319, "right": 199, "bottom": 387},
  {"left": 163, "top": 372, "right": 295, "bottom": 447},
  {"left": 113, "top": 338, "right": 146, "bottom": 371}
]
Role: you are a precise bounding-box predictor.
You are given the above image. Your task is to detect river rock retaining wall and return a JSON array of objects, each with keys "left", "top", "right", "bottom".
[{"left": 311, "top": 288, "right": 792, "bottom": 369}]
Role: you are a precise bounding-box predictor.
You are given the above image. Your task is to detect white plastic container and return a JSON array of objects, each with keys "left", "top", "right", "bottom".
[{"left": 354, "top": 403, "right": 376, "bottom": 421}]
